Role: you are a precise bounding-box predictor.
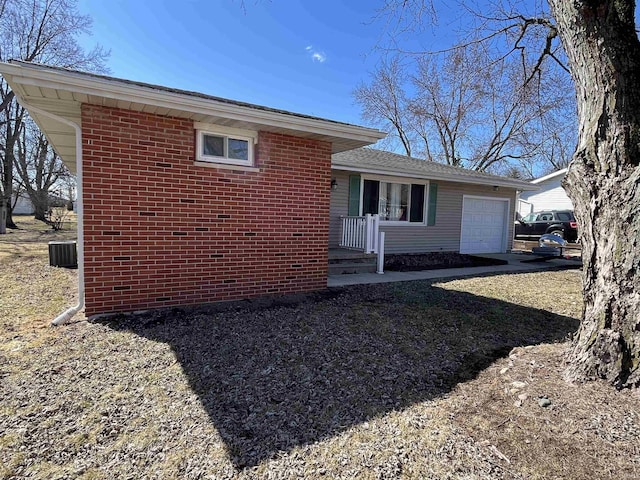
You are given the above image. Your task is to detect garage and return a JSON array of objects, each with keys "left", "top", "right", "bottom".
[{"left": 460, "top": 196, "right": 509, "bottom": 254}]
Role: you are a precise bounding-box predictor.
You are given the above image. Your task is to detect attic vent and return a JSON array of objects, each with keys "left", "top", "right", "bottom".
[{"left": 48, "top": 241, "right": 78, "bottom": 268}]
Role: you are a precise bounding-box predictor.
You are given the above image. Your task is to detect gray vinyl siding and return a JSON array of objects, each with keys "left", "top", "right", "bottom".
[
  {"left": 329, "top": 170, "right": 351, "bottom": 247},
  {"left": 329, "top": 170, "right": 517, "bottom": 254}
]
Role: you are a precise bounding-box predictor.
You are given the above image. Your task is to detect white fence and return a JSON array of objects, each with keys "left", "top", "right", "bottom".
[{"left": 339, "top": 214, "right": 380, "bottom": 254}]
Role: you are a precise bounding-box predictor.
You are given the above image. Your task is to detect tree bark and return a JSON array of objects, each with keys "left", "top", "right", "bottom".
[
  {"left": 33, "top": 199, "right": 48, "bottom": 222},
  {"left": 548, "top": 0, "right": 640, "bottom": 388},
  {"left": 1, "top": 89, "right": 22, "bottom": 232},
  {"left": 1, "top": 150, "right": 17, "bottom": 230},
  {"left": 0, "top": 203, "right": 6, "bottom": 234},
  {"left": 2, "top": 142, "right": 18, "bottom": 231}
]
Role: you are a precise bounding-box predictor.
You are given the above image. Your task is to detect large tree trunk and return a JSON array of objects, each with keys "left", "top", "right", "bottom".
[
  {"left": 33, "top": 200, "right": 48, "bottom": 222},
  {"left": 0, "top": 203, "right": 6, "bottom": 234},
  {"left": 1, "top": 171, "right": 17, "bottom": 231},
  {"left": 1, "top": 109, "right": 19, "bottom": 232},
  {"left": 548, "top": 0, "right": 640, "bottom": 388},
  {"left": 30, "top": 183, "right": 51, "bottom": 222}
]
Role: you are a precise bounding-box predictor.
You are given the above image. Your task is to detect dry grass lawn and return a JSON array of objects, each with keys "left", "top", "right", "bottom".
[
  {"left": 0, "top": 214, "right": 78, "bottom": 333},
  {"left": 1, "top": 216, "right": 639, "bottom": 479}
]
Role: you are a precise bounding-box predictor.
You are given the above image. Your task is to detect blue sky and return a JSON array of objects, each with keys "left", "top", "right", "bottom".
[{"left": 76, "top": 0, "right": 412, "bottom": 127}]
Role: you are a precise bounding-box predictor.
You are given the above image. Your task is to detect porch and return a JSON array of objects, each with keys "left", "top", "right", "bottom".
[{"left": 329, "top": 214, "right": 384, "bottom": 275}]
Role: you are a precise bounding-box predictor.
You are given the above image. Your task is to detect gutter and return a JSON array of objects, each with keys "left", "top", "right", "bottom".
[{"left": 19, "top": 100, "right": 85, "bottom": 325}]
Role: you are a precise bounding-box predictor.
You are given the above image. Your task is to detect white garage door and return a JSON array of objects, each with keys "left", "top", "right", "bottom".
[{"left": 460, "top": 196, "right": 508, "bottom": 254}]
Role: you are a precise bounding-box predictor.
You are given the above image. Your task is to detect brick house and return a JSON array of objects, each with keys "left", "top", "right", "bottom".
[
  {"left": 1, "top": 61, "right": 384, "bottom": 318},
  {"left": 1, "top": 61, "right": 536, "bottom": 320}
]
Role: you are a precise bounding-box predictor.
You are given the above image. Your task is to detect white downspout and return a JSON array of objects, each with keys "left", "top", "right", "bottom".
[{"left": 20, "top": 101, "right": 85, "bottom": 325}]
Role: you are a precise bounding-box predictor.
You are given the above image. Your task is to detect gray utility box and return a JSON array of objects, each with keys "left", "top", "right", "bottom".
[{"left": 48, "top": 241, "right": 78, "bottom": 268}]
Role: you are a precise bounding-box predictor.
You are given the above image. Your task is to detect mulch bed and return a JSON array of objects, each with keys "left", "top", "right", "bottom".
[{"left": 384, "top": 252, "right": 508, "bottom": 272}]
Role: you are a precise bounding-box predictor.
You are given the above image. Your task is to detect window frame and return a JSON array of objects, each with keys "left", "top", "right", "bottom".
[
  {"left": 194, "top": 122, "right": 257, "bottom": 167},
  {"left": 360, "top": 174, "right": 429, "bottom": 226}
]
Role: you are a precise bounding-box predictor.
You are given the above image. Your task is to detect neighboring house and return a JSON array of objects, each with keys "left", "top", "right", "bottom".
[
  {"left": 330, "top": 149, "right": 536, "bottom": 255},
  {"left": 12, "top": 192, "right": 34, "bottom": 215},
  {"left": 517, "top": 168, "right": 573, "bottom": 216},
  {"left": 0, "top": 60, "right": 536, "bottom": 318},
  {"left": 11, "top": 191, "right": 69, "bottom": 216}
]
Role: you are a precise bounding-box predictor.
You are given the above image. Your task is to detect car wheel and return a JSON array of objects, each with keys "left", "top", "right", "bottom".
[{"left": 549, "top": 229, "right": 564, "bottom": 238}]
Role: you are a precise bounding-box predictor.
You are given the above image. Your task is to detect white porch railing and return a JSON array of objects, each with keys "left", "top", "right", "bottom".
[{"left": 339, "top": 214, "right": 380, "bottom": 254}]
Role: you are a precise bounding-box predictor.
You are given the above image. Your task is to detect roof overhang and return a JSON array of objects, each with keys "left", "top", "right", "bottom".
[
  {"left": 531, "top": 168, "right": 568, "bottom": 184},
  {"left": 0, "top": 61, "right": 386, "bottom": 173},
  {"left": 331, "top": 164, "right": 540, "bottom": 191}
]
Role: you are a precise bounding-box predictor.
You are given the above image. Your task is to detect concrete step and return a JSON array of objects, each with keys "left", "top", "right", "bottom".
[
  {"left": 328, "top": 248, "right": 377, "bottom": 262},
  {"left": 328, "top": 261, "right": 377, "bottom": 275},
  {"left": 329, "top": 256, "right": 377, "bottom": 265}
]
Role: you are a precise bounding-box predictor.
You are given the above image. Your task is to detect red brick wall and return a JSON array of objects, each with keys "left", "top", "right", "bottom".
[{"left": 81, "top": 104, "right": 331, "bottom": 316}]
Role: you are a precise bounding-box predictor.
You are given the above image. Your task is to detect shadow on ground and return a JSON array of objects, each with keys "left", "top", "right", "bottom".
[{"left": 99, "top": 279, "right": 579, "bottom": 469}]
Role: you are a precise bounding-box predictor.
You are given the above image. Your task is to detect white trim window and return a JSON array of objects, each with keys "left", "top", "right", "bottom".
[
  {"left": 195, "top": 122, "right": 256, "bottom": 167},
  {"left": 361, "top": 176, "right": 429, "bottom": 224}
]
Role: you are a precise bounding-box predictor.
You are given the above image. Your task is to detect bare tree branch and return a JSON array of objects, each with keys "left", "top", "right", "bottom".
[{"left": 0, "top": 0, "right": 109, "bottom": 232}]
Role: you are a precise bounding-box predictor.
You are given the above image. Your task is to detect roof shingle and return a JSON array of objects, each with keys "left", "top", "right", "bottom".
[{"left": 332, "top": 148, "right": 537, "bottom": 190}]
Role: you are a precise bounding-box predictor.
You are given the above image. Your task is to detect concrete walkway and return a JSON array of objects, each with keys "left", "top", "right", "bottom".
[{"left": 327, "top": 252, "right": 582, "bottom": 287}]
